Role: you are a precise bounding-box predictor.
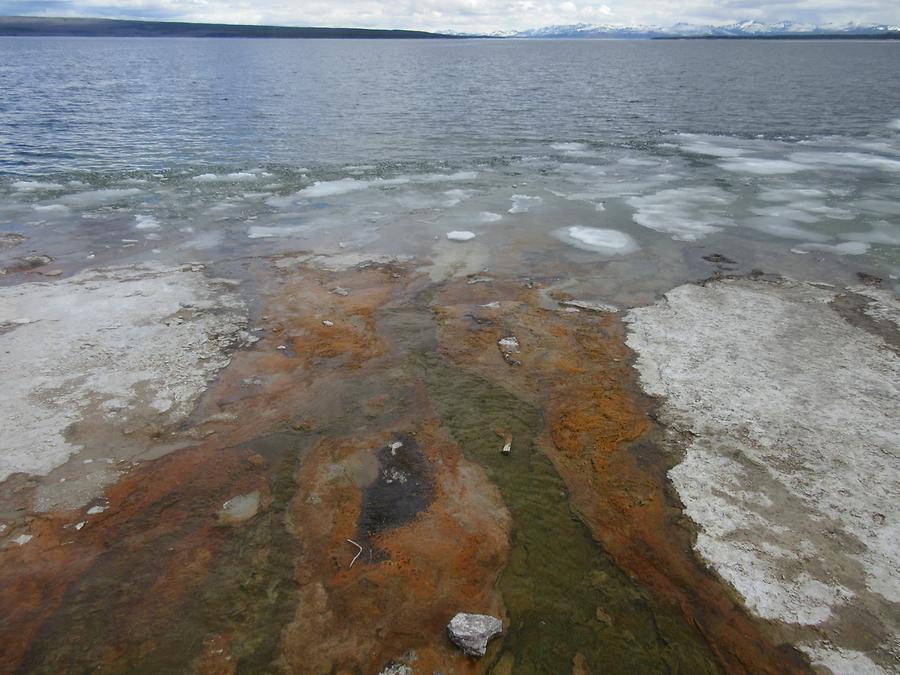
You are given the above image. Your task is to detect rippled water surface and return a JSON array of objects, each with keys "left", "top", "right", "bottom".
[{"left": 2, "top": 38, "right": 898, "bottom": 294}]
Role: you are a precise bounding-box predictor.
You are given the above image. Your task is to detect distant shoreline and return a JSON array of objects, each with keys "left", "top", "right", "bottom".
[
  {"left": 0, "top": 16, "right": 463, "bottom": 39},
  {"left": 654, "top": 33, "right": 900, "bottom": 40},
  {"left": 1, "top": 16, "right": 898, "bottom": 41}
]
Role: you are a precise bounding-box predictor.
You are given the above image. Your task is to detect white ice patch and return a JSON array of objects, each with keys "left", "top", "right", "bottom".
[
  {"left": 784, "top": 200, "right": 854, "bottom": 220},
  {"left": 628, "top": 186, "right": 735, "bottom": 241},
  {"left": 179, "top": 231, "right": 224, "bottom": 251},
  {"left": 295, "top": 175, "right": 423, "bottom": 199},
  {"left": 551, "top": 142, "right": 588, "bottom": 152},
  {"left": 442, "top": 189, "right": 472, "bottom": 207},
  {"left": 134, "top": 214, "right": 160, "bottom": 230},
  {"left": 840, "top": 222, "right": 900, "bottom": 247},
  {"left": 32, "top": 204, "right": 70, "bottom": 215},
  {"left": 791, "top": 151, "right": 900, "bottom": 173},
  {"left": 750, "top": 205, "right": 819, "bottom": 224},
  {"left": 508, "top": 194, "right": 543, "bottom": 214},
  {"left": 718, "top": 158, "right": 809, "bottom": 175},
  {"left": 554, "top": 226, "right": 638, "bottom": 255},
  {"left": 409, "top": 171, "right": 478, "bottom": 182},
  {"left": 247, "top": 224, "right": 309, "bottom": 239},
  {"left": 758, "top": 187, "right": 829, "bottom": 203},
  {"left": 551, "top": 142, "right": 598, "bottom": 157},
  {"left": 296, "top": 171, "right": 476, "bottom": 201},
  {"left": 681, "top": 142, "right": 747, "bottom": 158},
  {"left": 297, "top": 178, "right": 381, "bottom": 198},
  {"left": 294, "top": 171, "right": 478, "bottom": 206},
  {"left": 853, "top": 199, "right": 900, "bottom": 216},
  {"left": 790, "top": 242, "right": 871, "bottom": 256},
  {"left": 192, "top": 172, "right": 258, "bottom": 183},
  {"left": 744, "top": 217, "right": 831, "bottom": 242},
  {"left": 618, "top": 157, "right": 661, "bottom": 167},
  {"left": 553, "top": 163, "right": 607, "bottom": 180},
  {"left": 12, "top": 180, "right": 64, "bottom": 192},
  {"left": 61, "top": 188, "right": 142, "bottom": 208},
  {"left": 477, "top": 211, "right": 502, "bottom": 223},
  {"left": 446, "top": 230, "right": 476, "bottom": 241}
]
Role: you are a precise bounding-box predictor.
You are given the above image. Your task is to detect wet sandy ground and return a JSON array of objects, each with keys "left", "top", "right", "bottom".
[{"left": 0, "top": 252, "right": 892, "bottom": 674}]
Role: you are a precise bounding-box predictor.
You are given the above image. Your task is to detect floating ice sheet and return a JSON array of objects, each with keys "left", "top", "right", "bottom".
[
  {"left": 554, "top": 226, "right": 638, "bottom": 255},
  {"left": 743, "top": 217, "right": 831, "bottom": 242},
  {"left": 718, "top": 158, "right": 809, "bottom": 175},
  {"left": 12, "top": 180, "right": 64, "bottom": 191},
  {"left": 628, "top": 186, "right": 734, "bottom": 241},
  {"left": 790, "top": 242, "right": 870, "bottom": 255},
  {"left": 61, "top": 188, "right": 143, "bottom": 207},
  {"left": 134, "top": 214, "right": 160, "bottom": 230},
  {"left": 508, "top": 194, "right": 543, "bottom": 214},
  {"left": 446, "top": 230, "right": 476, "bottom": 241},
  {"left": 791, "top": 151, "right": 900, "bottom": 173},
  {"left": 247, "top": 224, "right": 309, "bottom": 239}
]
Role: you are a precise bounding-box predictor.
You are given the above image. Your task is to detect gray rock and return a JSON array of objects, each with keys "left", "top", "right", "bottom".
[
  {"left": 558, "top": 299, "right": 619, "bottom": 313},
  {"left": 447, "top": 612, "right": 502, "bottom": 657},
  {"left": 0, "top": 233, "right": 27, "bottom": 251},
  {"left": 379, "top": 664, "right": 412, "bottom": 675}
]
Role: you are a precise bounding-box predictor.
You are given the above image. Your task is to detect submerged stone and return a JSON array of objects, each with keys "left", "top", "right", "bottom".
[
  {"left": 379, "top": 663, "right": 412, "bottom": 675},
  {"left": 497, "top": 336, "right": 519, "bottom": 353},
  {"left": 217, "top": 490, "right": 261, "bottom": 525},
  {"left": 447, "top": 612, "right": 502, "bottom": 657}
]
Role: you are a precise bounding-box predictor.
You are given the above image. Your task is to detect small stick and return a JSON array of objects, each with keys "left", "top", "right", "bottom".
[
  {"left": 495, "top": 428, "right": 512, "bottom": 455},
  {"left": 347, "top": 538, "right": 363, "bottom": 568}
]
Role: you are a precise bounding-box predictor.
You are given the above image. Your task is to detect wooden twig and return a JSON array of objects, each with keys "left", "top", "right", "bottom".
[
  {"left": 495, "top": 428, "right": 512, "bottom": 455},
  {"left": 346, "top": 538, "right": 363, "bottom": 568}
]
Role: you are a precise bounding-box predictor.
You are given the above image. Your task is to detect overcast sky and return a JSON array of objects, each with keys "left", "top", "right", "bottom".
[{"left": 2, "top": 0, "right": 898, "bottom": 33}]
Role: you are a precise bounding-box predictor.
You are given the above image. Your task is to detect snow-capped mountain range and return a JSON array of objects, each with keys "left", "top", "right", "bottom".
[{"left": 475, "top": 20, "right": 899, "bottom": 38}]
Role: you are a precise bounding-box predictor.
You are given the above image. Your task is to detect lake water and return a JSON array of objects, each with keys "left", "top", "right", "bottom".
[
  {"left": 2, "top": 37, "right": 899, "bottom": 673},
  {"left": 1, "top": 37, "right": 898, "bottom": 298}
]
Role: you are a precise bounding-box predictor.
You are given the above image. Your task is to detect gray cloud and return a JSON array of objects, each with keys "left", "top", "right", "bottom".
[{"left": 2, "top": 0, "right": 897, "bottom": 32}]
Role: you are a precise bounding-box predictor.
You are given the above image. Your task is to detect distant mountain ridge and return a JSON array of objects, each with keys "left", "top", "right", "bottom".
[
  {"left": 1, "top": 16, "right": 897, "bottom": 40},
  {"left": 0, "top": 16, "right": 458, "bottom": 39},
  {"left": 500, "top": 20, "right": 900, "bottom": 39}
]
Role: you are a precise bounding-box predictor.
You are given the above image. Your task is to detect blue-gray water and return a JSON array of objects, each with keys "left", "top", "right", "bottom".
[{"left": 1, "top": 37, "right": 899, "bottom": 296}]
